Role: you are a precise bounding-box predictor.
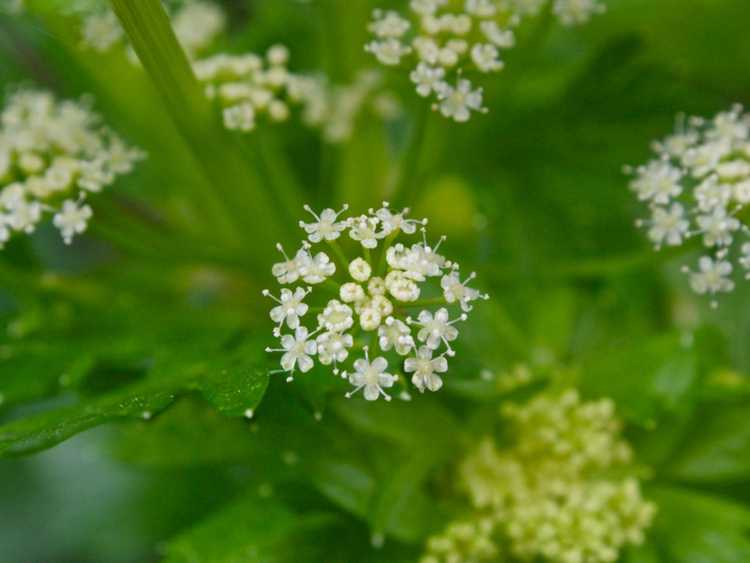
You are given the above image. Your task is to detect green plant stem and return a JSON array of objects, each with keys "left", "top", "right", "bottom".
[
  {"left": 109, "top": 0, "right": 285, "bottom": 262},
  {"left": 327, "top": 240, "right": 350, "bottom": 270},
  {"left": 390, "top": 105, "right": 430, "bottom": 208}
]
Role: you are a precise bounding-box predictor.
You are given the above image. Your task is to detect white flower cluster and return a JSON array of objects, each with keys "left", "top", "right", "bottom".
[
  {"left": 194, "top": 46, "right": 295, "bottom": 132},
  {"left": 0, "top": 89, "right": 144, "bottom": 247},
  {"left": 365, "top": 0, "right": 605, "bottom": 122},
  {"left": 81, "top": 1, "right": 225, "bottom": 60},
  {"left": 421, "top": 516, "right": 498, "bottom": 563},
  {"left": 195, "top": 46, "right": 401, "bottom": 142},
  {"left": 264, "top": 202, "right": 488, "bottom": 401},
  {"left": 434, "top": 389, "right": 655, "bottom": 563},
  {"left": 628, "top": 105, "right": 750, "bottom": 303},
  {"left": 291, "top": 70, "right": 402, "bottom": 143}
]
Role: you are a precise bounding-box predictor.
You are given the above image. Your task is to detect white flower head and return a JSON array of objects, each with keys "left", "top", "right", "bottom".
[
  {"left": 366, "top": 0, "right": 602, "bottom": 121},
  {"left": 299, "top": 203, "right": 349, "bottom": 242},
  {"left": 0, "top": 89, "right": 143, "bottom": 248},
  {"left": 434, "top": 79, "right": 487, "bottom": 123},
  {"left": 264, "top": 286, "right": 311, "bottom": 336},
  {"left": 441, "top": 270, "right": 488, "bottom": 311},
  {"left": 301, "top": 251, "right": 337, "bottom": 284},
  {"left": 629, "top": 105, "right": 750, "bottom": 301},
  {"left": 266, "top": 326, "right": 318, "bottom": 381},
  {"left": 349, "top": 257, "right": 372, "bottom": 282},
  {"left": 53, "top": 199, "right": 93, "bottom": 245},
  {"left": 265, "top": 204, "right": 486, "bottom": 399},
  {"left": 348, "top": 214, "right": 383, "bottom": 249},
  {"left": 318, "top": 299, "right": 354, "bottom": 332},
  {"left": 405, "top": 345, "right": 448, "bottom": 392},
  {"left": 411, "top": 307, "right": 466, "bottom": 355},
  {"left": 345, "top": 348, "right": 396, "bottom": 401},
  {"left": 378, "top": 316, "right": 415, "bottom": 355}
]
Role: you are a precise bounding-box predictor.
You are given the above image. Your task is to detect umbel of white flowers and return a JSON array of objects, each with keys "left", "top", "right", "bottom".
[
  {"left": 364, "top": 0, "right": 605, "bottom": 122},
  {"left": 422, "top": 388, "right": 656, "bottom": 563},
  {"left": 193, "top": 45, "right": 401, "bottom": 143},
  {"left": 627, "top": 104, "right": 750, "bottom": 305},
  {"left": 263, "top": 202, "right": 488, "bottom": 401},
  {"left": 0, "top": 89, "right": 144, "bottom": 248}
]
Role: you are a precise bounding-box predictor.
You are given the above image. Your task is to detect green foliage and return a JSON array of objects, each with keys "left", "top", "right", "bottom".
[{"left": 1, "top": 0, "right": 750, "bottom": 561}]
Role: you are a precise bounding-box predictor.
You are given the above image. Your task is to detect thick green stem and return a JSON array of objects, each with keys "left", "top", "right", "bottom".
[{"left": 109, "top": 0, "right": 285, "bottom": 262}]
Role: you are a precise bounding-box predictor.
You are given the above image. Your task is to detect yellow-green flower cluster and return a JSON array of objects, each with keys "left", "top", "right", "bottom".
[
  {"left": 422, "top": 389, "right": 655, "bottom": 563},
  {"left": 420, "top": 516, "right": 499, "bottom": 563}
]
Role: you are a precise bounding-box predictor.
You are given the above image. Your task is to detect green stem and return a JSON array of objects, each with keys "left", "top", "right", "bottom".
[
  {"left": 327, "top": 240, "right": 350, "bottom": 270},
  {"left": 390, "top": 104, "right": 430, "bottom": 208}
]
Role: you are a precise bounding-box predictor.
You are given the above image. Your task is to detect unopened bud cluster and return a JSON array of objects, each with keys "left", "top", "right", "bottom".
[
  {"left": 422, "top": 389, "right": 655, "bottom": 563},
  {"left": 0, "top": 89, "right": 144, "bottom": 248},
  {"left": 365, "top": 0, "right": 605, "bottom": 122},
  {"left": 264, "top": 202, "right": 488, "bottom": 401}
]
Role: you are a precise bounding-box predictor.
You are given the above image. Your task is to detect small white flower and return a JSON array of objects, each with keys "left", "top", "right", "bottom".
[
  {"left": 272, "top": 243, "right": 310, "bottom": 284},
  {"left": 365, "top": 38, "right": 412, "bottom": 66},
  {"left": 441, "top": 270, "right": 487, "bottom": 311},
  {"left": 367, "top": 295, "right": 394, "bottom": 317},
  {"left": 340, "top": 282, "right": 366, "bottom": 303},
  {"left": 646, "top": 204, "right": 689, "bottom": 248},
  {"left": 8, "top": 200, "right": 42, "bottom": 233},
  {"left": 553, "top": 0, "right": 606, "bottom": 26},
  {"left": 682, "top": 141, "right": 731, "bottom": 178},
  {"left": 630, "top": 161, "right": 683, "bottom": 204},
  {"left": 359, "top": 306, "right": 383, "bottom": 331},
  {"left": 480, "top": 21, "right": 515, "bottom": 48},
  {"left": 694, "top": 176, "right": 731, "bottom": 212},
  {"left": 345, "top": 351, "right": 395, "bottom": 401},
  {"left": 266, "top": 326, "right": 318, "bottom": 378},
  {"left": 465, "top": 0, "right": 497, "bottom": 17},
  {"left": 264, "top": 287, "right": 310, "bottom": 335},
  {"left": 385, "top": 270, "right": 421, "bottom": 302},
  {"left": 368, "top": 10, "right": 411, "bottom": 38},
  {"left": 349, "top": 215, "right": 383, "bottom": 249},
  {"left": 53, "top": 199, "right": 93, "bottom": 244},
  {"left": 368, "top": 276, "right": 386, "bottom": 296},
  {"left": 409, "top": 63, "right": 446, "bottom": 98},
  {"left": 267, "top": 44, "right": 290, "bottom": 66},
  {"left": 349, "top": 257, "right": 373, "bottom": 281},
  {"left": 318, "top": 299, "right": 354, "bottom": 332},
  {"left": 412, "top": 307, "right": 465, "bottom": 355},
  {"left": 223, "top": 104, "right": 256, "bottom": 131},
  {"left": 696, "top": 207, "right": 740, "bottom": 247},
  {"left": 378, "top": 316, "right": 415, "bottom": 355},
  {"left": 81, "top": 11, "right": 124, "bottom": 52},
  {"left": 409, "top": 0, "right": 446, "bottom": 16},
  {"left": 740, "top": 243, "right": 750, "bottom": 271},
  {"left": 301, "top": 251, "right": 336, "bottom": 283},
  {"left": 435, "top": 79, "right": 486, "bottom": 123},
  {"left": 299, "top": 203, "right": 349, "bottom": 242},
  {"left": 471, "top": 43, "right": 504, "bottom": 73},
  {"left": 316, "top": 331, "right": 353, "bottom": 371},
  {"left": 375, "top": 202, "right": 426, "bottom": 235},
  {"left": 404, "top": 346, "right": 448, "bottom": 392},
  {"left": 689, "top": 257, "right": 734, "bottom": 295}
]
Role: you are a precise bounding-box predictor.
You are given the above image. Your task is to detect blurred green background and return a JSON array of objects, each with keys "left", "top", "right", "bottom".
[{"left": 1, "top": 0, "right": 750, "bottom": 561}]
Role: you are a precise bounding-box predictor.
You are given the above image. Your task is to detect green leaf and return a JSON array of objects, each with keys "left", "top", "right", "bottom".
[
  {"left": 579, "top": 334, "right": 699, "bottom": 426},
  {"left": 650, "top": 485, "right": 750, "bottom": 563},
  {"left": 0, "top": 340, "right": 269, "bottom": 457},
  {"left": 664, "top": 402, "right": 750, "bottom": 483},
  {"left": 164, "top": 493, "right": 333, "bottom": 563}
]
